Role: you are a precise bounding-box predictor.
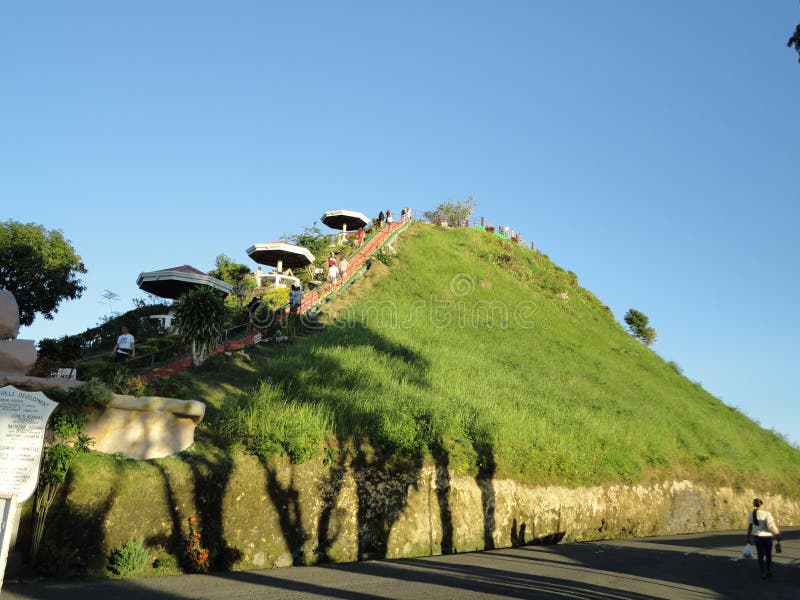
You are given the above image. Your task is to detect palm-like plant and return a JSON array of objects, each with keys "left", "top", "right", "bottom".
[{"left": 173, "top": 287, "right": 227, "bottom": 365}]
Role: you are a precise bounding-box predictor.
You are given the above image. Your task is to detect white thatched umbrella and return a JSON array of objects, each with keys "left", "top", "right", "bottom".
[
  {"left": 136, "top": 265, "right": 233, "bottom": 300},
  {"left": 321, "top": 209, "right": 370, "bottom": 233},
  {"left": 246, "top": 241, "right": 315, "bottom": 272}
]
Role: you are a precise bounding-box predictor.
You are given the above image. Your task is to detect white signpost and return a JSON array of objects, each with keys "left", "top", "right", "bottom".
[{"left": 0, "top": 385, "right": 58, "bottom": 589}]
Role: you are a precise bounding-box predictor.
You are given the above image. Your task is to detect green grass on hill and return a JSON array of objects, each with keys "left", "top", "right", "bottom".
[{"left": 187, "top": 223, "right": 798, "bottom": 495}]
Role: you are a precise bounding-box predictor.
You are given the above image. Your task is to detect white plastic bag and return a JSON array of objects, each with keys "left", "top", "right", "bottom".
[{"left": 742, "top": 543, "right": 753, "bottom": 559}]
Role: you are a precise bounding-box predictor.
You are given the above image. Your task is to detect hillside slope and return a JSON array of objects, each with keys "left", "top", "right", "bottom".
[
  {"left": 26, "top": 222, "right": 800, "bottom": 578},
  {"left": 216, "top": 223, "right": 799, "bottom": 495}
]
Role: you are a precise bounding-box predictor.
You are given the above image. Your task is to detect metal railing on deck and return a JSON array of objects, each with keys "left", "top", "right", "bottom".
[{"left": 413, "top": 210, "right": 538, "bottom": 252}]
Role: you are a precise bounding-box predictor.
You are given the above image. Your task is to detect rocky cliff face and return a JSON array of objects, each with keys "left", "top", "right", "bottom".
[{"left": 37, "top": 452, "right": 797, "bottom": 575}]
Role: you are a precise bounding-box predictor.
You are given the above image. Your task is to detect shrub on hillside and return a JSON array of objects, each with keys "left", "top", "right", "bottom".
[
  {"left": 667, "top": 361, "right": 683, "bottom": 375},
  {"left": 36, "top": 542, "right": 85, "bottom": 579},
  {"left": 424, "top": 196, "right": 476, "bottom": 225},
  {"left": 108, "top": 538, "right": 149, "bottom": 577},
  {"left": 624, "top": 308, "right": 657, "bottom": 347}
]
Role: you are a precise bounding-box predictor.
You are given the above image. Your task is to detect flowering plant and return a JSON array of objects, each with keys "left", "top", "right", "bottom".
[{"left": 185, "top": 516, "right": 210, "bottom": 573}]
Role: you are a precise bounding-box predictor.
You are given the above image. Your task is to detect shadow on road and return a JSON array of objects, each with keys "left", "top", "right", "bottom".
[{"left": 4, "top": 530, "right": 798, "bottom": 600}]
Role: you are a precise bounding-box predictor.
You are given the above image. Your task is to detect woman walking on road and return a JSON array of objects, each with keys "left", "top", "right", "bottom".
[{"left": 747, "top": 498, "right": 781, "bottom": 580}]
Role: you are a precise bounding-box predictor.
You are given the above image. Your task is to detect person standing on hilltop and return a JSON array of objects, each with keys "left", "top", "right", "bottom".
[
  {"left": 386, "top": 210, "right": 393, "bottom": 226},
  {"left": 377, "top": 211, "right": 385, "bottom": 229},
  {"left": 357, "top": 227, "right": 365, "bottom": 246},
  {"left": 747, "top": 498, "right": 781, "bottom": 580}
]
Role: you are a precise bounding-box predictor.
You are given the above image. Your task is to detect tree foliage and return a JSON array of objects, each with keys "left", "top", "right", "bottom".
[
  {"left": 209, "top": 254, "right": 255, "bottom": 310},
  {"left": 788, "top": 24, "right": 800, "bottom": 62},
  {"left": 424, "top": 196, "right": 477, "bottom": 225},
  {"left": 624, "top": 308, "right": 657, "bottom": 347},
  {"left": 284, "top": 222, "right": 331, "bottom": 282},
  {"left": 0, "top": 220, "right": 87, "bottom": 327},
  {"left": 285, "top": 222, "right": 329, "bottom": 264},
  {"left": 173, "top": 286, "right": 227, "bottom": 365},
  {"left": 208, "top": 254, "right": 251, "bottom": 285}
]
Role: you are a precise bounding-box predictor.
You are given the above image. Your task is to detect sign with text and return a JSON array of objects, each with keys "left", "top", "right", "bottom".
[{"left": 0, "top": 386, "right": 57, "bottom": 503}]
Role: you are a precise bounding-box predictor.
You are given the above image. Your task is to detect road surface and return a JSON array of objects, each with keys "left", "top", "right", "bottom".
[{"left": 3, "top": 527, "right": 798, "bottom": 599}]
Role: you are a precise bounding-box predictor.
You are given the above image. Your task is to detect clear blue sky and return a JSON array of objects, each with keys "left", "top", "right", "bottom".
[{"left": 3, "top": 2, "right": 798, "bottom": 445}]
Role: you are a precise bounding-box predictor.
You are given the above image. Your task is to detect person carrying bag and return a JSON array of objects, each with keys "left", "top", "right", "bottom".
[{"left": 746, "top": 498, "right": 781, "bottom": 579}]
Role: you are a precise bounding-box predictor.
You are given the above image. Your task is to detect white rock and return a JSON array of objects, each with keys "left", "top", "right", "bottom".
[
  {"left": 82, "top": 394, "right": 206, "bottom": 459},
  {"left": 0, "top": 339, "right": 37, "bottom": 374},
  {"left": 0, "top": 289, "right": 20, "bottom": 340}
]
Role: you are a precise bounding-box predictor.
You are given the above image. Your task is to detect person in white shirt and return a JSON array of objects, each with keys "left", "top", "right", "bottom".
[
  {"left": 747, "top": 498, "right": 781, "bottom": 579},
  {"left": 289, "top": 284, "right": 303, "bottom": 314},
  {"left": 328, "top": 263, "right": 340, "bottom": 285},
  {"left": 112, "top": 326, "right": 135, "bottom": 363}
]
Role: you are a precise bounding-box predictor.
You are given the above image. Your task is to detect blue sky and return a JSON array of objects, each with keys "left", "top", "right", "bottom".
[{"left": 2, "top": 2, "right": 799, "bottom": 445}]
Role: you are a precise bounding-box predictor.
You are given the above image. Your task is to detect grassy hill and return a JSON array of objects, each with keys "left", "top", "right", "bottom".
[
  {"left": 26, "top": 221, "right": 800, "bottom": 579},
  {"left": 181, "top": 222, "right": 799, "bottom": 496}
]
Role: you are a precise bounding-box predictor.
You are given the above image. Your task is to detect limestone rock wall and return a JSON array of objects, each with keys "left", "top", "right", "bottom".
[{"left": 52, "top": 454, "right": 799, "bottom": 575}]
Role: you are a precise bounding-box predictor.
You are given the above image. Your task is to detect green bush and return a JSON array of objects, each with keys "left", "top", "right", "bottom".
[
  {"left": 260, "top": 287, "right": 290, "bottom": 310},
  {"left": 147, "top": 376, "right": 190, "bottom": 399},
  {"left": 108, "top": 538, "right": 149, "bottom": 577},
  {"left": 374, "top": 250, "right": 394, "bottom": 266},
  {"left": 667, "top": 360, "right": 683, "bottom": 375},
  {"left": 77, "top": 360, "right": 124, "bottom": 384}
]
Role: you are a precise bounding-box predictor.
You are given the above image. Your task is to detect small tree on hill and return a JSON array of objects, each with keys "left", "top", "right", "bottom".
[
  {"left": 173, "top": 287, "right": 227, "bottom": 366},
  {"left": 285, "top": 222, "right": 330, "bottom": 282},
  {"left": 208, "top": 254, "right": 251, "bottom": 285},
  {"left": 0, "top": 220, "right": 87, "bottom": 326},
  {"left": 624, "top": 308, "right": 657, "bottom": 347},
  {"left": 424, "top": 196, "right": 476, "bottom": 225},
  {"left": 209, "top": 254, "right": 254, "bottom": 310}
]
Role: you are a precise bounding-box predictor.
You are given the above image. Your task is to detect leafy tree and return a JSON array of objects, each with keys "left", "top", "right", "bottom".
[
  {"left": 286, "top": 222, "right": 329, "bottom": 263},
  {"left": 424, "top": 196, "right": 477, "bottom": 225},
  {"left": 173, "top": 286, "right": 227, "bottom": 366},
  {"left": 208, "top": 254, "right": 251, "bottom": 285},
  {"left": 285, "top": 222, "right": 331, "bottom": 282},
  {"left": 624, "top": 308, "right": 657, "bottom": 347},
  {"left": 0, "top": 220, "right": 87, "bottom": 327},
  {"left": 208, "top": 254, "right": 254, "bottom": 310},
  {"left": 789, "top": 24, "right": 800, "bottom": 62}
]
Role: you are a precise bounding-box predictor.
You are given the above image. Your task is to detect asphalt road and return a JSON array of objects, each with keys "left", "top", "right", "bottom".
[{"left": 3, "top": 528, "right": 798, "bottom": 599}]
